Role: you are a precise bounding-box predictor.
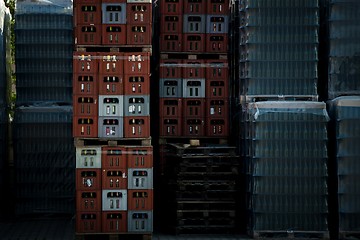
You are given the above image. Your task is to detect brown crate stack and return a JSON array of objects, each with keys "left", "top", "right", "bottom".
[
  {"left": 157, "top": 0, "right": 240, "bottom": 235},
  {"left": 73, "top": 0, "right": 153, "bottom": 237}
]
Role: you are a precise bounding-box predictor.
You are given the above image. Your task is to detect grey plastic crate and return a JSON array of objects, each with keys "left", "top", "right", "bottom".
[
  {"left": 128, "top": 210, "right": 153, "bottom": 232},
  {"left": 206, "top": 15, "right": 229, "bottom": 34},
  {"left": 182, "top": 79, "right": 205, "bottom": 98},
  {"left": 98, "top": 117, "right": 123, "bottom": 138},
  {"left": 76, "top": 146, "right": 102, "bottom": 169},
  {"left": 99, "top": 95, "right": 124, "bottom": 117},
  {"left": 128, "top": 168, "right": 153, "bottom": 189},
  {"left": 183, "top": 14, "right": 206, "bottom": 33},
  {"left": 102, "top": 189, "right": 127, "bottom": 211},
  {"left": 124, "top": 95, "right": 150, "bottom": 116},
  {"left": 102, "top": 3, "right": 127, "bottom": 24},
  {"left": 159, "top": 79, "right": 183, "bottom": 98}
]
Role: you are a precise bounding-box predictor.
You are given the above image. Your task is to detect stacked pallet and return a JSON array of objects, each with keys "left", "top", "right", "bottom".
[
  {"left": 231, "top": 0, "right": 332, "bottom": 238},
  {"left": 73, "top": 0, "right": 154, "bottom": 238},
  {"left": 242, "top": 102, "right": 329, "bottom": 239},
  {"left": 163, "top": 144, "right": 239, "bottom": 234},
  {"left": 13, "top": 0, "right": 75, "bottom": 216},
  {"left": 0, "top": 1, "right": 11, "bottom": 197},
  {"left": 328, "top": 0, "right": 360, "bottom": 99},
  {"left": 328, "top": 98, "right": 360, "bottom": 239}
]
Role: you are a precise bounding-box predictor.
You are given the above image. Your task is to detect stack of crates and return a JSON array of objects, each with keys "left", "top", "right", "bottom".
[
  {"left": 13, "top": 0, "right": 75, "bottom": 216},
  {"left": 328, "top": 0, "right": 360, "bottom": 98},
  {"left": 242, "top": 102, "right": 330, "bottom": 238},
  {"left": 328, "top": 97, "right": 360, "bottom": 239},
  {"left": 238, "top": 0, "right": 319, "bottom": 97},
  {"left": 73, "top": 0, "right": 153, "bottom": 236},
  {"left": 159, "top": 0, "right": 230, "bottom": 139}
]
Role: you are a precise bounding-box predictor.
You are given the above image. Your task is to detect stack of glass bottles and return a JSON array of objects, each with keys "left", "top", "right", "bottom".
[
  {"left": 328, "top": 97, "right": 360, "bottom": 234},
  {"left": 238, "top": 0, "right": 319, "bottom": 96},
  {"left": 13, "top": 104, "right": 75, "bottom": 215},
  {"left": 15, "top": 0, "right": 73, "bottom": 105},
  {"left": 328, "top": 0, "right": 360, "bottom": 99},
  {"left": 242, "top": 101, "right": 329, "bottom": 233},
  {"left": 13, "top": 0, "right": 75, "bottom": 216}
]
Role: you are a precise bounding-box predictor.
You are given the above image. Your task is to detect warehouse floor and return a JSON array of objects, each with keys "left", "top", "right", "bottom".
[{"left": 0, "top": 218, "right": 251, "bottom": 240}]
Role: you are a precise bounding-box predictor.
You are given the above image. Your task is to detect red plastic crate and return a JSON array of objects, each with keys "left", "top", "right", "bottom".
[
  {"left": 160, "top": 118, "right": 182, "bottom": 137},
  {"left": 128, "top": 190, "right": 153, "bottom": 211},
  {"left": 76, "top": 169, "right": 101, "bottom": 190},
  {"left": 124, "top": 75, "right": 150, "bottom": 95},
  {"left": 127, "top": 3, "right": 152, "bottom": 24},
  {"left": 99, "top": 53, "right": 124, "bottom": 74},
  {"left": 73, "top": 53, "right": 98, "bottom": 74},
  {"left": 102, "top": 169, "right": 128, "bottom": 189},
  {"left": 183, "top": 98, "right": 205, "bottom": 118},
  {"left": 182, "top": 59, "right": 206, "bottom": 79},
  {"left": 124, "top": 116, "right": 150, "bottom": 138},
  {"left": 76, "top": 191, "right": 101, "bottom": 212},
  {"left": 75, "top": 25, "right": 101, "bottom": 45},
  {"left": 160, "top": 0, "right": 183, "bottom": 15},
  {"left": 102, "top": 147, "right": 127, "bottom": 169},
  {"left": 159, "top": 98, "right": 182, "bottom": 118},
  {"left": 183, "top": 118, "right": 205, "bottom": 137},
  {"left": 206, "top": 118, "right": 229, "bottom": 137},
  {"left": 183, "top": 0, "right": 206, "bottom": 14},
  {"left": 73, "top": 95, "right": 98, "bottom": 117},
  {"left": 73, "top": 117, "right": 98, "bottom": 138},
  {"left": 76, "top": 212, "right": 101, "bottom": 233},
  {"left": 206, "top": 35, "right": 228, "bottom": 53},
  {"left": 160, "top": 59, "right": 182, "bottom": 79},
  {"left": 160, "top": 15, "right": 182, "bottom": 34},
  {"left": 159, "top": 34, "right": 183, "bottom": 52},
  {"left": 206, "top": 80, "right": 228, "bottom": 98},
  {"left": 99, "top": 75, "right": 123, "bottom": 95},
  {"left": 124, "top": 52, "right": 150, "bottom": 75},
  {"left": 102, "top": 211, "right": 127, "bottom": 233},
  {"left": 127, "top": 146, "right": 153, "bottom": 168},
  {"left": 74, "top": 4, "right": 101, "bottom": 25},
  {"left": 126, "top": 24, "right": 152, "bottom": 45},
  {"left": 182, "top": 33, "right": 206, "bottom": 52},
  {"left": 206, "top": 0, "right": 229, "bottom": 14},
  {"left": 206, "top": 98, "right": 228, "bottom": 118},
  {"left": 206, "top": 59, "right": 229, "bottom": 81},
  {"left": 73, "top": 74, "right": 98, "bottom": 95},
  {"left": 101, "top": 24, "right": 127, "bottom": 45}
]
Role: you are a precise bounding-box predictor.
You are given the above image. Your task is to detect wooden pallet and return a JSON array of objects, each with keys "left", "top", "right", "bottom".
[
  {"left": 174, "top": 180, "right": 238, "bottom": 192},
  {"left": 75, "top": 233, "right": 152, "bottom": 240},
  {"left": 175, "top": 190, "right": 238, "bottom": 201},
  {"left": 160, "top": 53, "right": 227, "bottom": 60},
  {"left": 176, "top": 200, "right": 236, "bottom": 211},
  {"left": 165, "top": 143, "right": 237, "bottom": 157},
  {"left": 159, "top": 137, "right": 229, "bottom": 145},
  {"left": 250, "top": 230, "right": 330, "bottom": 239},
  {"left": 75, "top": 45, "right": 152, "bottom": 54},
  {"left": 74, "top": 137, "right": 152, "bottom": 147},
  {"left": 175, "top": 225, "right": 236, "bottom": 235},
  {"left": 177, "top": 209, "right": 236, "bottom": 219}
]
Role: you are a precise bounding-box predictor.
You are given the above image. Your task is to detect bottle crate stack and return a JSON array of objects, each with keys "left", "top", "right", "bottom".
[
  {"left": 328, "top": 97, "right": 360, "bottom": 239},
  {"left": 73, "top": 0, "right": 154, "bottom": 236},
  {"left": 157, "top": 0, "right": 241, "bottom": 235},
  {"left": 13, "top": 0, "right": 76, "bottom": 216}
]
